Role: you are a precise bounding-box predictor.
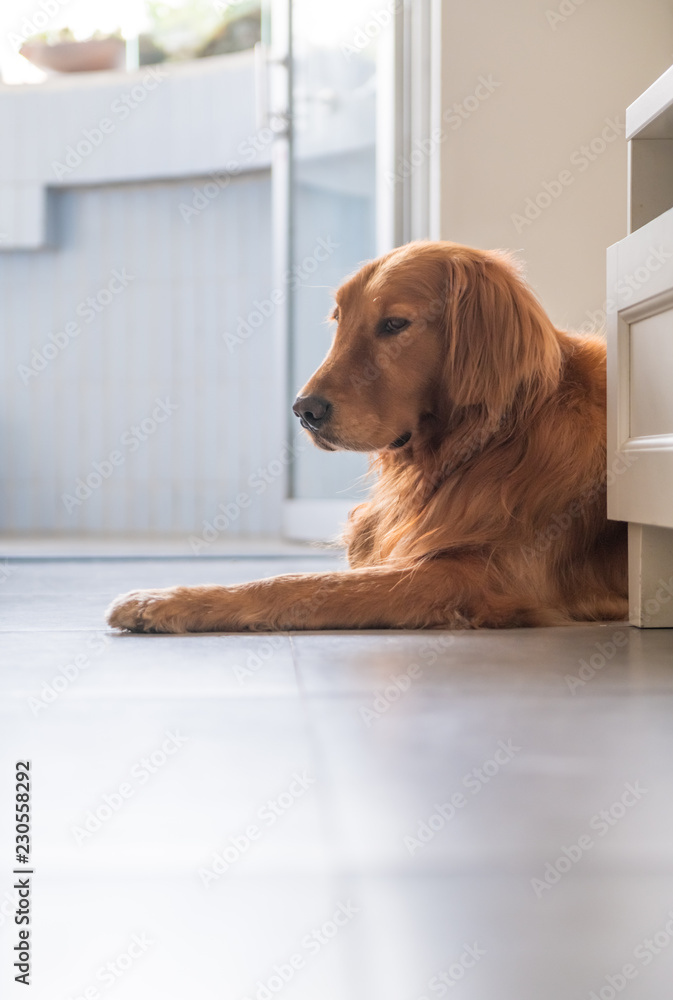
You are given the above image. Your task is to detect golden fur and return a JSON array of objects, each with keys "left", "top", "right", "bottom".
[{"left": 107, "top": 241, "right": 627, "bottom": 632}]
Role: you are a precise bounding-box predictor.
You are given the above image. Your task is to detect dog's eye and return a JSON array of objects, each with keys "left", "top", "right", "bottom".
[
  {"left": 379, "top": 317, "right": 410, "bottom": 336},
  {"left": 331, "top": 308, "right": 340, "bottom": 322}
]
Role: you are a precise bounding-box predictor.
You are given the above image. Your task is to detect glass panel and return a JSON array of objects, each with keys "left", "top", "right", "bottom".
[{"left": 290, "top": 1, "right": 384, "bottom": 500}]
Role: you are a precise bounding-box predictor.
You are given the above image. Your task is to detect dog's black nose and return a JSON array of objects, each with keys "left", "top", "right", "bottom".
[{"left": 292, "top": 394, "right": 331, "bottom": 431}]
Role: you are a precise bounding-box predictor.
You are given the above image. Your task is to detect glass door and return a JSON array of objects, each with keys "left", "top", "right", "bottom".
[
  {"left": 282, "top": 0, "right": 395, "bottom": 540},
  {"left": 267, "top": 0, "right": 438, "bottom": 539}
]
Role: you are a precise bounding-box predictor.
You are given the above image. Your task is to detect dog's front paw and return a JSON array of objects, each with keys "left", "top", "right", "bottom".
[{"left": 106, "top": 587, "right": 197, "bottom": 633}]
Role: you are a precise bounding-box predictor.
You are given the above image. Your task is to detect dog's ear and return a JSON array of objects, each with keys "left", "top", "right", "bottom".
[{"left": 439, "top": 248, "right": 562, "bottom": 417}]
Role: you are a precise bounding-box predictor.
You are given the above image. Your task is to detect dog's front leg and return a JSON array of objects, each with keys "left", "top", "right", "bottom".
[{"left": 105, "top": 562, "right": 460, "bottom": 633}]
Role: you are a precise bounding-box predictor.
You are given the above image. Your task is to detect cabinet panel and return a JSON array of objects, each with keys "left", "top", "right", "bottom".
[
  {"left": 607, "top": 205, "right": 673, "bottom": 534},
  {"left": 629, "top": 308, "right": 673, "bottom": 437}
]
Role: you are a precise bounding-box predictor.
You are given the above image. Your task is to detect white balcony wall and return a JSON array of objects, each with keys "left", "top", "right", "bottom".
[{"left": 0, "top": 54, "right": 284, "bottom": 538}]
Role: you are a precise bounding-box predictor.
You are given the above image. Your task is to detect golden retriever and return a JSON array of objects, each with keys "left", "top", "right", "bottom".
[{"left": 107, "top": 240, "right": 627, "bottom": 632}]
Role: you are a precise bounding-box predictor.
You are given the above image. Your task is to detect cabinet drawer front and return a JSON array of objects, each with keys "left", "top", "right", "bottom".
[
  {"left": 607, "top": 207, "right": 673, "bottom": 528},
  {"left": 630, "top": 308, "right": 673, "bottom": 437}
]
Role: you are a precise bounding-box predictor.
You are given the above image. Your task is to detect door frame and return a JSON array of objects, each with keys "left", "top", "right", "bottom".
[{"left": 272, "top": 0, "right": 443, "bottom": 541}]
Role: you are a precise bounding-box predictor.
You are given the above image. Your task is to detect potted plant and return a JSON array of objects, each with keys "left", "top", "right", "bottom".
[{"left": 20, "top": 28, "right": 126, "bottom": 74}]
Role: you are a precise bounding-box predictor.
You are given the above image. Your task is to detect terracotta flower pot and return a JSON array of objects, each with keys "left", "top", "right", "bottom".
[{"left": 20, "top": 38, "right": 126, "bottom": 74}]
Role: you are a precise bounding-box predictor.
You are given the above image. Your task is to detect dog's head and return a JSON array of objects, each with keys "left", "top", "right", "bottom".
[{"left": 293, "top": 241, "right": 561, "bottom": 454}]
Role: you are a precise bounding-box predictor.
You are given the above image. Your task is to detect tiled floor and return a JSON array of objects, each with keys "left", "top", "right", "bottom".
[{"left": 1, "top": 554, "right": 673, "bottom": 1000}]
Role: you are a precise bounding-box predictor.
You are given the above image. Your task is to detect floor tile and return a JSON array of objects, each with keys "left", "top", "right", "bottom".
[
  {"left": 356, "top": 874, "right": 673, "bottom": 1000},
  {"left": 301, "top": 691, "right": 673, "bottom": 872},
  {"left": 1, "top": 554, "right": 672, "bottom": 999},
  {"left": 291, "top": 626, "right": 673, "bottom": 695},
  {"left": 0, "top": 631, "right": 299, "bottom": 699}
]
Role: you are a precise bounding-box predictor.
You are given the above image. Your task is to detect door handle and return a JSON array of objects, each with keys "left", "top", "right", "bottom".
[{"left": 255, "top": 41, "right": 290, "bottom": 135}]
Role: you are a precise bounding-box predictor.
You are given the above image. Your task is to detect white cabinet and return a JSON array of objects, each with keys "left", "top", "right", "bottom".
[{"left": 607, "top": 66, "right": 673, "bottom": 626}]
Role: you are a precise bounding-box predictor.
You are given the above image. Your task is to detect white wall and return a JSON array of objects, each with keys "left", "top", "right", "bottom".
[
  {"left": 0, "top": 54, "right": 286, "bottom": 540},
  {"left": 0, "top": 173, "right": 282, "bottom": 539},
  {"left": 437, "top": 0, "right": 673, "bottom": 331},
  {"left": 0, "top": 51, "right": 272, "bottom": 249}
]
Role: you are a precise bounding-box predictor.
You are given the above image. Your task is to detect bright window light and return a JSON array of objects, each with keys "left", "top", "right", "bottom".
[{"left": 0, "top": 0, "right": 248, "bottom": 84}]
